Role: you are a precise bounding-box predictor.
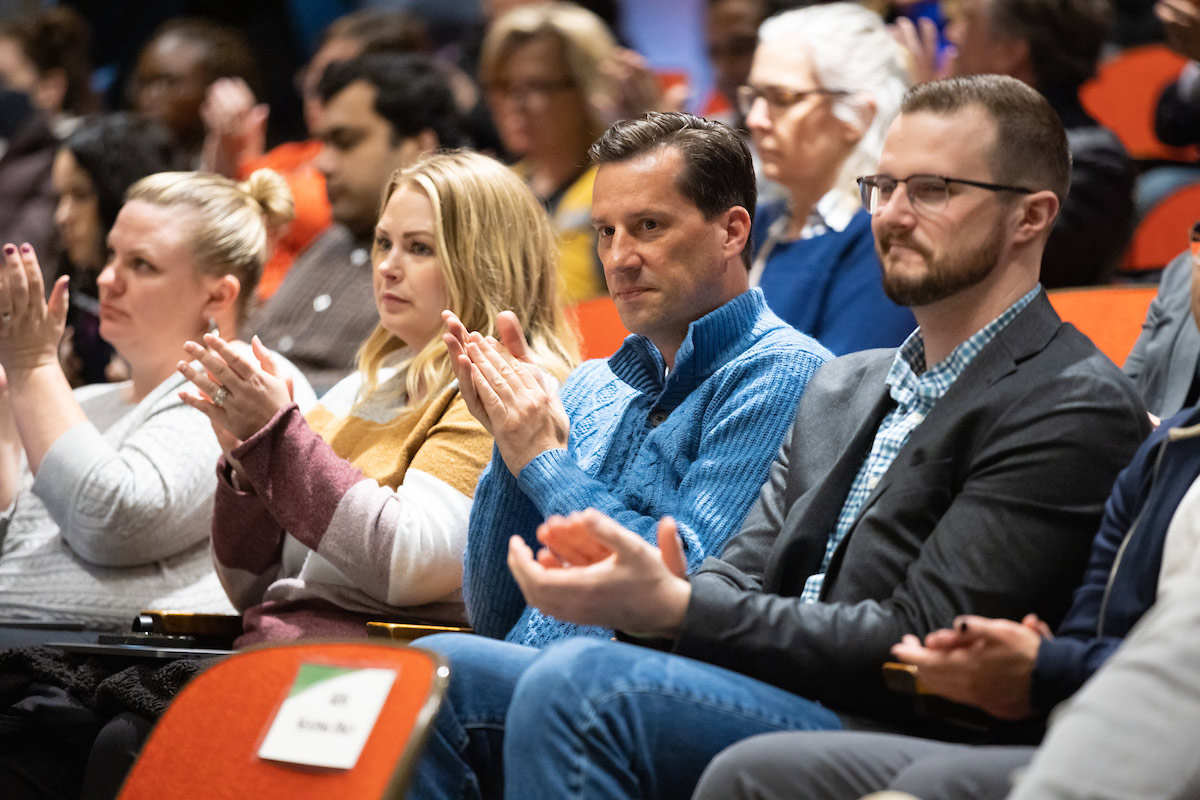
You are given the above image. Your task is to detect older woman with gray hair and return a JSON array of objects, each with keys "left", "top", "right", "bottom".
[{"left": 743, "top": 2, "right": 915, "bottom": 355}]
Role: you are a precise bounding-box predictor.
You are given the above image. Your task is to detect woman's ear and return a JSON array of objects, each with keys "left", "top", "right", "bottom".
[
  {"left": 834, "top": 94, "right": 876, "bottom": 145},
  {"left": 204, "top": 274, "right": 242, "bottom": 318}
]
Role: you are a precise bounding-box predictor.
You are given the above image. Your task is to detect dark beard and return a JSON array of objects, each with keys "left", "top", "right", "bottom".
[{"left": 876, "top": 220, "right": 1005, "bottom": 307}]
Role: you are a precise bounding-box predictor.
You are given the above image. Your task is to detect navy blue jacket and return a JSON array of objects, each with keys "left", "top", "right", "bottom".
[{"left": 1033, "top": 405, "right": 1200, "bottom": 709}]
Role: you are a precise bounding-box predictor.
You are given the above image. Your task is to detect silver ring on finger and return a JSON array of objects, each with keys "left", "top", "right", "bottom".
[{"left": 212, "top": 386, "right": 229, "bottom": 408}]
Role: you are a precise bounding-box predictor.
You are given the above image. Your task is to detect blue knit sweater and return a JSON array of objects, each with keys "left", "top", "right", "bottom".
[
  {"left": 755, "top": 207, "right": 916, "bottom": 356},
  {"left": 463, "top": 289, "right": 831, "bottom": 647}
]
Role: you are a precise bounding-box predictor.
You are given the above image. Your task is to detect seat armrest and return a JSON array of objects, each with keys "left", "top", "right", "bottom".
[
  {"left": 881, "top": 661, "right": 996, "bottom": 733},
  {"left": 134, "top": 611, "right": 244, "bottom": 641},
  {"left": 366, "top": 622, "right": 472, "bottom": 642}
]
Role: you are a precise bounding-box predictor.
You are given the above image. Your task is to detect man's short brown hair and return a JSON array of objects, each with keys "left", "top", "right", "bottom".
[{"left": 901, "top": 74, "right": 1071, "bottom": 205}]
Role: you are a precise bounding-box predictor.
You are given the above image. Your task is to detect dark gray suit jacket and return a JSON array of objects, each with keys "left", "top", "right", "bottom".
[
  {"left": 672, "top": 293, "right": 1150, "bottom": 734},
  {"left": 1124, "top": 251, "right": 1200, "bottom": 418}
]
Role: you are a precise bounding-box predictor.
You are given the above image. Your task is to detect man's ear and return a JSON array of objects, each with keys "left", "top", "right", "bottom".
[
  {"left": 721, "top": 206, "right": 753, "bottom": 263},
  {"left": 1011, "top": 190, "right": 1060, "bottom": 244}
]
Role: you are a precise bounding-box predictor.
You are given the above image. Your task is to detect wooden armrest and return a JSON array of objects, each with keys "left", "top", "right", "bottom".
[
  {"left": 134, "top": 611, "right": 244, "bottom": 640},
  {"left": 881, "top": 661, "right": 995, "bottom": 733},
  {"left": 881, "top": 661, "right": 934, "bottom": 696},
  {"left": 366, "top": 622, "right": 472, "bottom": 642}
]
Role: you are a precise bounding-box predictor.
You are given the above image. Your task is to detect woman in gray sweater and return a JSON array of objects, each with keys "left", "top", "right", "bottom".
[{"left": 0, "top": 169, "right": 311, "bottom": 632}]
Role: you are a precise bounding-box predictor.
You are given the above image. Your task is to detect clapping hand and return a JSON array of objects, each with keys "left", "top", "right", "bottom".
[
  {"left": 507, "top": 509, "right": 691, "bottom": 638},
  {"left": 442, "top": 309, "right": 569, "bottom": 476},
  {"left": 0, "top": 243, "right": 69, "bottom": 375},
  {"left": 177, "top": 333, "right": 293, "bottom": 442}
]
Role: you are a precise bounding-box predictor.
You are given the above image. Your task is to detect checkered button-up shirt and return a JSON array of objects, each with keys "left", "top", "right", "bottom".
[{"left": 799, "top": 285, "right": 1042, "bottom": 603}]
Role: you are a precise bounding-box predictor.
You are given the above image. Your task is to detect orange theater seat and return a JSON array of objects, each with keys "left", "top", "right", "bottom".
[
  {"left": 118, "top": 641, "right": 448, "bottom": 800},
  {"left": 1048, "top": 285, "right": 1158, "bottom": 366},
  {"left": 568, "top": 295, "right": 630, "bottom": 360},
  {"left": 1080, "top": 44, "right": 1200, "bottom": 163},
  {"left": 1123, "top": 183, "right": 1200, "bottom": 273}
]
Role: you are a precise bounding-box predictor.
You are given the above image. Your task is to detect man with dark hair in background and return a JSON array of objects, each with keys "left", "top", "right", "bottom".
[
  {"left": 249, "top": 53, "right": 462, "bottom": 394},
  {"left": 898, "top": 0, "right": 1135, "bottom": 288}
]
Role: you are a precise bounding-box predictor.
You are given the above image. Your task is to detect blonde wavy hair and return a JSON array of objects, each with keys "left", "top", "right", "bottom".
[
  {"left": 125, "top": 169, "right": 294, "bottom": 323},
  {"left": 357, "top": 150, "right": 579, "bottom": 406},
  {"left": 480, "top": 1, "right": 617, "bottom": 140}
]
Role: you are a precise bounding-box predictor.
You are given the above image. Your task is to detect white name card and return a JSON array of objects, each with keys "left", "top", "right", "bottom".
[{"left": 257, "top": 663, "right": 398, "bottom": 770}]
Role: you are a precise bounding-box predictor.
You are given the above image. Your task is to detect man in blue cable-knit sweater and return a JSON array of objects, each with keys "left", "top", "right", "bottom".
[{"left": 443, "top": 111, "right": 832, "bottom": 647}]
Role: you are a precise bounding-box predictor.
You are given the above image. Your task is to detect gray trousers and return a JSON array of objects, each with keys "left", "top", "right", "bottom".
[{"left": 692, "top": 731, "right": 1034, "bottom": 800}]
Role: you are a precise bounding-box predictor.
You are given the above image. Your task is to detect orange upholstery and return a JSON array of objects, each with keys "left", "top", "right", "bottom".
[
  {"left": 568, "top": 295, "right": 630, "bottom": 360},
  {"left": 1123, "top": 183, "right": 1200, "bottom": 272},
  {"left": 1048, "top": 285, "right": 1158, "bottom": 365},
  {"left": 1080, "top": 44, "right": 1199, "bottom": 163},
  {"left": 118, "top": 641, "right": 448, "bottom": 800}
]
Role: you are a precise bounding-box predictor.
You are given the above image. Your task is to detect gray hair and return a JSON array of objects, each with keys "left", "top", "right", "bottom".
[{"left": 758, "top": 3, "right": 909, "bottom": 206}]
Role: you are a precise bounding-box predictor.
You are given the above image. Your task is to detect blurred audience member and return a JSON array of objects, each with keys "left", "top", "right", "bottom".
[
  {"left": 1140, "top": 0, "right": 1200, "bottom": 217},
  {"left": 129, "top": 18, "right": 261, "bottom": 166},
  {"left": 702, "top": 0, "right": 769, "bottom": 127},
  {"left": 0, "top": 88, "right": 58, "bottom": 278},
  {"left": 201, "top": 9, "right": 434, "bottom": 299},
  {"left": 1125, "top": 247, "right": 1200, "bottom": 418},
  {"left": 0, "top": 6, "right": 98, "bottom": 139},
  {"left": 250, "top": 53, "right": 461, "bottom": 395},
  {"left": 744, "top": 4, "right": 915, "bottom": 354},
  {"left": 481, "top": 2, "right": 620, "bottom": 302},
  {"left": 53, "top": 113, "right": 183, "bottom": 386},
  {"left": 897, "top": 0, "right": 1135, "bottom": 287}
]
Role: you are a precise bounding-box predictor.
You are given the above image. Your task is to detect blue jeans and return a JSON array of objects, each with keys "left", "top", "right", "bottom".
[{"left": 409, "top": 634, "right": 844, "bottom": 800}]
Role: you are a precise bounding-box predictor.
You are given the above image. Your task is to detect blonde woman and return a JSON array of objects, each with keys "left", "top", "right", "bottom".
[
  {"left": 481, "top": 2, "right": 619, "bottom": 302},
  {"left": 178, "top": 150, "right": 577, "bottom": 646},
  {"left": 0, "top": 169, "right": 309, "bottom": 633}
]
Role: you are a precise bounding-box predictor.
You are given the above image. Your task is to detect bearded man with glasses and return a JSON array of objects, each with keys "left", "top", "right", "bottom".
[{"left": 405, "top": 74, "right": 1150, "bottom": 800}]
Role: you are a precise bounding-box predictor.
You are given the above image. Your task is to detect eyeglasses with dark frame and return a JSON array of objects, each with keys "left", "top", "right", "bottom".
[
  {"left": 856, "top": 174, "right": 1034, "bottom": 216},
  {"left": 736, "top": 83, "right": 848, "bottom": 117},
  {"left": 485, "top": 79, "right": 576, "bottom": 108}
]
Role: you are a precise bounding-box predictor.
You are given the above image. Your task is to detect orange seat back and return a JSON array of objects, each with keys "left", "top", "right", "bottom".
[
  {"left": 1048, "top": 285, "right": 1158, "bottom": 365},
  {"left": 1123, "top": 183, "right": 1200, "bottom": 272},
  {"left": 568, "top": 295, "right": 630, "bottom": 360},
  {"left": 1080, "top": 44, "right": 1199, "bottom": 162},
  {"left": 118, "top": 641, "right": 448, "bottom": 800}
]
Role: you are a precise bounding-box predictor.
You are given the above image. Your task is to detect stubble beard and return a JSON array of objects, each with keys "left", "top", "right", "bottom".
[{"left": 877, "top": 217, "right": 1006, "bottom": 308}]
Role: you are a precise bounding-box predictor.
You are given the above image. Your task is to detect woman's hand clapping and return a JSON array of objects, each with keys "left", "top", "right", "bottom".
[
  {"left": 177, "top": 333, "right": 293, "bottom": 442},
  {"left": 0, "top": 243, "right": 69, "bottom": 375}
]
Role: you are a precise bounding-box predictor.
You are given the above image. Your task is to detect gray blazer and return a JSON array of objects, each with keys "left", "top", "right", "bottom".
[
  {"left": 1124, "top": 251, "right": 1200, "bottom": 418},
  {"left": 672, "top": 292, "right": 1150, "bottom": 734}
]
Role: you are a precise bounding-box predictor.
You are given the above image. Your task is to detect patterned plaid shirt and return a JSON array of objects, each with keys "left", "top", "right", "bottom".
[{"left": 799, "top": 285, "right": 1042, "bottom": 603}]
